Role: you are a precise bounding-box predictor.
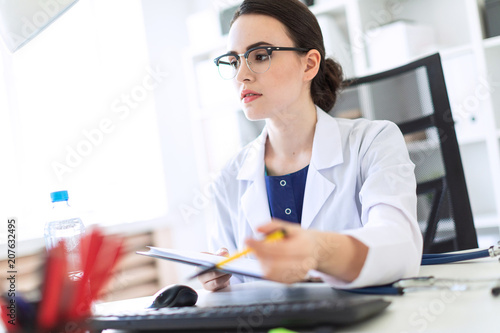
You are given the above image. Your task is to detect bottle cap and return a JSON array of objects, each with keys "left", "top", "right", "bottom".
[{"left": 50, "top": 190, "right": 69, "bottom": 202}]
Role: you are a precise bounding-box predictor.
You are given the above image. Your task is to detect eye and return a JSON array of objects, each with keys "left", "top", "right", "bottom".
[
  {"left": 255, "top": 54, "right": 269, "bottom": 61},
  {"left": 218, "top": 55, "right": 239, "bottom": 69},
  {"left": 228, "top": 56, "right": 239, "bottom": 68},
  {"left": 249, "top": 49, "right": 270, "bottom": 63}
]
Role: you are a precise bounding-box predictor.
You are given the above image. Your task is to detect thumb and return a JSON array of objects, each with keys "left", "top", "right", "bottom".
[
  {"left": 256, "top": 220, "right": 290, "bottom": 235},
  {"left": 245, "top": 238, "right": 258, "bottom": 248}
]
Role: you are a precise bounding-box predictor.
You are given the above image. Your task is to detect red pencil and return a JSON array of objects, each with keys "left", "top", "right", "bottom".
[
  {"left": 88, "top": 236, "right": 124, "bottom": 301},
  {"left": 66, "top": 229, "right": 125, "bottom": 322},
  {"left": 66, "top": 228, "right": 103, "bottom": 321},
  {"left": 37, "top": 241, "right": 68, "bottom": 330}
]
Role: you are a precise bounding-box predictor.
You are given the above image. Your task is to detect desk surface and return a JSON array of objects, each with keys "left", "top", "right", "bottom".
[
  {"left": 95, "top": 257, "right": 500, "bottom": 333},
  {"left": 339, "top": 256, "right": 500, "bottom": 333}
]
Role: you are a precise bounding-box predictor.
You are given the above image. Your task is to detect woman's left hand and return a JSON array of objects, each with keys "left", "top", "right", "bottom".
[{"left": 245, "top": 219, "right": 320, "bottom": 283}]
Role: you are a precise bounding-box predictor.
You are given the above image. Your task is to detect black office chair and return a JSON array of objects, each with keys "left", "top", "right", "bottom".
[{"left": 331, "top": 53, "right": 478, "bottom": 254}]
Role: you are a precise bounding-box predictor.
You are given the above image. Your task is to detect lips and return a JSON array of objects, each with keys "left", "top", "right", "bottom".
[{"left": 241, "top": 89, "right": 262, "bottom": 103}]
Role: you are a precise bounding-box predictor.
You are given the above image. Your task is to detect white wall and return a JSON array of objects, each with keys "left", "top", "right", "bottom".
[{"left": 140, "top": 0, "right": 217, "bottom": 286}]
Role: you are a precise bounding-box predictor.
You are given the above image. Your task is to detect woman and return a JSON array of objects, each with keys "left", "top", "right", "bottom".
[{"left": 199, "top": 0, "right": 422, "bottom": 291}]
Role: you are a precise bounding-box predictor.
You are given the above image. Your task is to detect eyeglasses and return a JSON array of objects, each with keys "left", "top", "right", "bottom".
[{"left": 214, "top": 46, "right": 310, "bottom": 80}]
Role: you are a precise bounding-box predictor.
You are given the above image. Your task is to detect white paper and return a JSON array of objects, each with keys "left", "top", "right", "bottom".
[{"left": 137, "top": 247, "right": 264, "bottom": 279}]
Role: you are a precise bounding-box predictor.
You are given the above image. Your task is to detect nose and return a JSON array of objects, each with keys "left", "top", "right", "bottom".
[{"left": 235, "top": 58, "right": 254, "bottom": 83}]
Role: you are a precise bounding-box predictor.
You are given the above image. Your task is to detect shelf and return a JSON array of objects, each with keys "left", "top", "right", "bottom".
[
  {"left": 439, "top": 43, "right": 474, "bottom": 59},
  {"left": 457, "top": 136, "right": 487, "bottom": 146},
  {"left": 483, "top": 35, "right": 500, "bottom": 49},
  {"left": 405, "top": 139, "right": 440, "bottom": 153},
  {"left": 417, "top": 216, "right": 498, "bottom": 237},
  {"left": 0, "top": 217, "right": 167, "bottom": 260},
  {"left": 455, "top": 122, "right": 488, "bottom": 146},
  {"left": 473, "top": 213, "right": 500, "bottom": 229},
  {"left": 360, "top": 43, "right": 473, "bottom": 76}
]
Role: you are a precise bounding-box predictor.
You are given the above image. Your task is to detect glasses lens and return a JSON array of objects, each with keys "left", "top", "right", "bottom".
[
  {"left": 217, "top": 55, "right": 238, "bottom": 79},
  {"left": 247, "top": 48, "right": 271, "bottom": 74}
]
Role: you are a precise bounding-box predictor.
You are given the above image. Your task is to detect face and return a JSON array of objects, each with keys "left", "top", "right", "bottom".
[{"left": 226, "top": 14, "right": 312, "bottom": 121}]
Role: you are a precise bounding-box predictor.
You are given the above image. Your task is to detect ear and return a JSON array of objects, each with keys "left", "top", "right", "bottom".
[{"left": 303, "top": 49, "right": 321, "bottom": 82}]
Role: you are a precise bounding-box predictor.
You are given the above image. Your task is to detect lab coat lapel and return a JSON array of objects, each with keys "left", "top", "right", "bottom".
[
  {"left": 301, "top": 108, "right": 343, "bottom": 229},
  {"left": 238, "top": 129, "right": 271, "bottom": 234}
]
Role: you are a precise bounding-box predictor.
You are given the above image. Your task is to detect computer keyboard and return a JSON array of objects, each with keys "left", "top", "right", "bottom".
[{"left": 90, "top": 296, "right": 390, "bottom": 332}]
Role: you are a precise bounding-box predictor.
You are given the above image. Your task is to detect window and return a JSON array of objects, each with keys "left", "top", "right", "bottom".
[{"left": 0, "top": 0, "right": 168, "bottom": 243}]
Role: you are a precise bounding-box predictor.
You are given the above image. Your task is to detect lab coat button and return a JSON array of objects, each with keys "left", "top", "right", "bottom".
[
  {"left": 285, "top": 208, "right": 291, "bottom": 215},
  {"left": 280, "top": 180, "right": 286, "bottom": 186}
]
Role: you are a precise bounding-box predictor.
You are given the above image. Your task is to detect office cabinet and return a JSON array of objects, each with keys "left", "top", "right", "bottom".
[
  {"left": 0, "top": 231, "right": 161, "bottom": 302},
  {"left": 184, "top": 0, "right": 500, "bottom": 234},
  {"left": 485, "top": 0, "right": 500, "bottom": 38}
]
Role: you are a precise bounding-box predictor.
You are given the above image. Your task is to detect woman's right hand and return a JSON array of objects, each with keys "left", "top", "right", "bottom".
[{"left": 198, "top": 247, "right": 232, "bottom": 291}]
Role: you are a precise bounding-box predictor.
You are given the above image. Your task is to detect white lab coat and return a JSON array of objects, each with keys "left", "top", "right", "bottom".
[{"left": 208, "top": 106, "right": 423, "bottom": 288}]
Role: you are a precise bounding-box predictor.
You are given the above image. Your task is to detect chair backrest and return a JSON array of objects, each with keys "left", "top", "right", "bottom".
[{"left": 331, "top": 53, "right": 478, "bottom": 253}]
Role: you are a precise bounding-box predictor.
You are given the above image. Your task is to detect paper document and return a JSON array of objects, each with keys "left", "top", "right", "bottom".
[{"left": 137, "top": 247, "right": 264, "bottom": 279}]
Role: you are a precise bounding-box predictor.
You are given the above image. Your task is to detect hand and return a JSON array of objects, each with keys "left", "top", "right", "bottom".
[
  {"left": 245, "top": 220, "right": 319, "bottom": 284},
  {"left": 246, "top": 220, "right": 368, "bottom": 283},
  {"left": 198, "top": 248, "right": 232, "bottom": 291}
]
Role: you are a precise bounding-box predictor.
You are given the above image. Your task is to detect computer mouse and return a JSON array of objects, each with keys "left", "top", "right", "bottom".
[{"left": 148, "top": 284, "right": 198, "bottom": 308}]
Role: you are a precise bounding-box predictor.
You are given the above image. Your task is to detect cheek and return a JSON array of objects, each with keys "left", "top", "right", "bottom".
[
  {"left": 232, "top": 80, "right": 240, "bottom": 93},
  {"left": 275, "top": 58, "right": 304, "bottom": 83},
  {"left": 267, "top": 67, "right": 303, "bottom": 97}
]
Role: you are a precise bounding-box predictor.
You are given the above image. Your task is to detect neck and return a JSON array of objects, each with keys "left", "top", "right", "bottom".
[{"left": 264, "top": 101, "right": 317, "bottom": 176}]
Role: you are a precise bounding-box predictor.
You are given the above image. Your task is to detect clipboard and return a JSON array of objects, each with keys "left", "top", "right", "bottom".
[{"left": 136, "top": 247, "right": 264, "bottom": 279}]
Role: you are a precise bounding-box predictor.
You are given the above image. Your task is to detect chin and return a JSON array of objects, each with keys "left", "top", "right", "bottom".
[{"left": 242, "top": 107, "right": 267, "bottom": 121}]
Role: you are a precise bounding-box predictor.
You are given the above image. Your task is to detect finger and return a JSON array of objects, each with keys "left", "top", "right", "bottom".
[
  {"left": 201, "top": 248, "right": 230, "bottom": 256},
  {"left": 256, "top": 220, "right": 298, "bottom": 236},
  {"left": 197, "top": 268, "right": 232, "bottom": 285},
  {"left": 245, "top": 238, "right": 261, "bottom": 249},
  {"left": 215, "top": 247, "right": 230, "bottom": 257},
  {"left": 245, "top": 237, "right": 289, "bottom": 257},
  {"left": 212, "top": 272, "right": 231, "bottom": 285},
  {"left": 255, "top": 221, "right": 284, "bottom": 234},
  {"left": 199, "top": 270, "right": 232, "bottom": 291},
  {"left": 205, "top": 273, "right": 231, "bottom": 291}
]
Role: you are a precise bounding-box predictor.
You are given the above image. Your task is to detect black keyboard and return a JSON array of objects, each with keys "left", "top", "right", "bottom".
[{"left": 90, "top": 296, "right": 390, "bottom": 332}]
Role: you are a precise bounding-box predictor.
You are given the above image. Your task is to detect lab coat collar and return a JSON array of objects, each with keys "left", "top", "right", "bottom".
[
  {"left": 237, "top": 107, "right": 343, "bottom": 180},
  {"left": 236, "top": 127, "right": 267, "bottom": 182},
  {"left": 238, "top": 106, "right": 343, "bottom": 231},
  {"left": 311, "top": 106, "right": 343, "bottom": 170},
  {"left": 302, "top": 107, "right": 342, "bottom": 229}
]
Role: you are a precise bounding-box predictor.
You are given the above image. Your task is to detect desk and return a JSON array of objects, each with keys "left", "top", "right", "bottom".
[
  {"left": 95, "top": 257, "right": 499, "bottom": 333},
  {"left": 339, "top": 256, "right": 500, "bottom": 333}
]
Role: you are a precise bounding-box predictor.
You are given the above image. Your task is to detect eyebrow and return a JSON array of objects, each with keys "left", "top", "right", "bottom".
[{"left": 228, "top": 41, "right": 273, "bottom": 54}]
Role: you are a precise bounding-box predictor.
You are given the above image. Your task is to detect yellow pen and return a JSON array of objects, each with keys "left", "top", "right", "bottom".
[{"left": 187, "top": 229, "right": 286, "bottom": 280}]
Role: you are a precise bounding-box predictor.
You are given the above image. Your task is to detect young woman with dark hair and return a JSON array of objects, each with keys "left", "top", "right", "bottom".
[{"left": 199, "top": 0, "right": 422, "bottom": 292}]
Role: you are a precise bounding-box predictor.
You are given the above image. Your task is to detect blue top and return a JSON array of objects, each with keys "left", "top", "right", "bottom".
[{"left": 265, "top": 165, "right": 309, "bottom": 224}]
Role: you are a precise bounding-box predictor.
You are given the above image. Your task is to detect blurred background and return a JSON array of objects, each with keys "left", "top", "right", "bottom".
[{"left": 1, "top": 0, "right": 500, "bottom": 301}]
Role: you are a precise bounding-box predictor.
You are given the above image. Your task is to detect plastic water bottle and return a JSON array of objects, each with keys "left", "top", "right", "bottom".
[{"left": 44, "top": 190, "right": 86, "bottom": 280}]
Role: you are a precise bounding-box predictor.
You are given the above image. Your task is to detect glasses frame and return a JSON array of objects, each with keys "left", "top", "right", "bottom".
[{"left": 214, "top": 46, "right": 310, "bottom": 79}]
